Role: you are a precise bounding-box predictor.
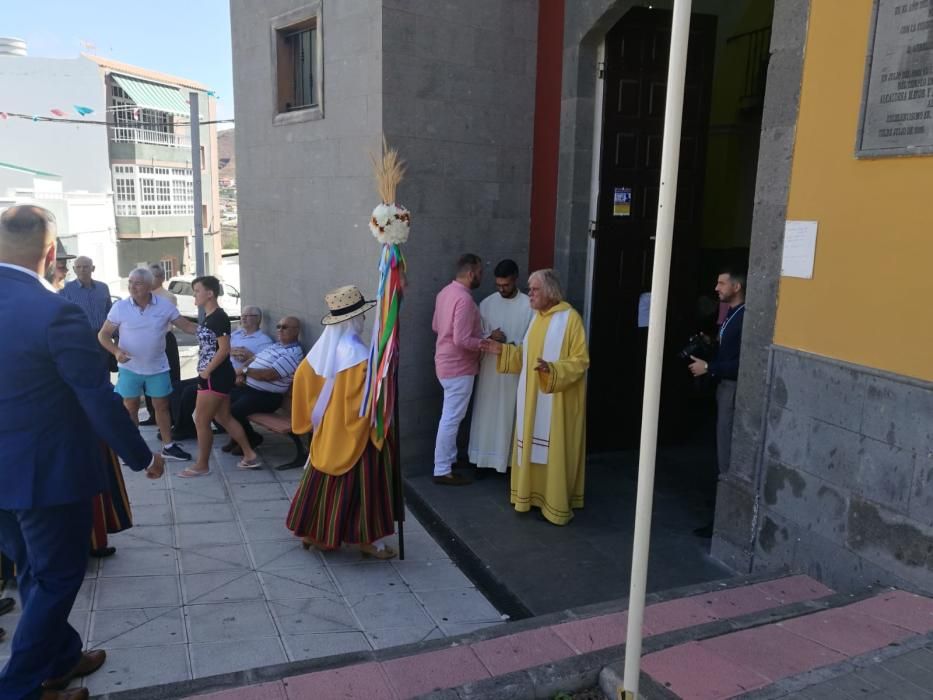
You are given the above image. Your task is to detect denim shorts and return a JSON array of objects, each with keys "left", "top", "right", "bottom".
[{"left": 115, "top": 368, "right": 173, "bottom": 399}]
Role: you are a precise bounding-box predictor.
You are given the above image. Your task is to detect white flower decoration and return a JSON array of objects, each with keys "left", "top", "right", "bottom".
[{"left": 370, "top": 202, "right": 411, "bottom": 244}]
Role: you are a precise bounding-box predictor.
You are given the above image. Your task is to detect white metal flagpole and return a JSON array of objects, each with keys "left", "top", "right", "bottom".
[{"left": 621, "top": 1, "right": 693, "bottom": 698}]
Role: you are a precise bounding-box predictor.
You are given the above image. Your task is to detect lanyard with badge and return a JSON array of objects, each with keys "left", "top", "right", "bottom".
[{"left": 719, "top": 304, "right": 745, "bottom": 342}]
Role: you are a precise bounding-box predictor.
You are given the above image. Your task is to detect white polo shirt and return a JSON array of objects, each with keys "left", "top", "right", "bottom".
[
  {"left": 107, "top": 294, "right": 180, "bottom": 375},
  {"left": 230, "top": 328, "right": 274, "bottom": 370}
]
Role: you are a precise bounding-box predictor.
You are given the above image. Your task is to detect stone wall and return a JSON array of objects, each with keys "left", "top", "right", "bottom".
[
  {"left": 711, "top": 0, "right": 809, "bottom": 572},
  {"left": 231, "top": 0, "right": 537, "bottom": 466},
  {"left": 381, "top": 0, "right": 537, "bottom": 464},
  {"left": 740, "top": 348, "right": 933, "bottom": 593},
  {"left": 230, "top": 0, "right": 383, "bottom": 343}
]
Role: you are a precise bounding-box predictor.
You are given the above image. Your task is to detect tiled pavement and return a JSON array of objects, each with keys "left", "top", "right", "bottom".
[
  {"left": 635, "top": 588, "right": 933, "bottom": 699},
  {"left": 0, "top": 428, "right": 503, "bottom": 695},
  {"left": 178, "top": 574, "right": 838, "bottom": 699}
]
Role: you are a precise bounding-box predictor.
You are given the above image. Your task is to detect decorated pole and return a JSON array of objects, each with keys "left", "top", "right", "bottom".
[{"left": 362, "top": 138, "right": 410, "bottom": 559}]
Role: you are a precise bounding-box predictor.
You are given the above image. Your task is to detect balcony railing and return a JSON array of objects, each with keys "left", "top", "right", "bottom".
[{"left": 110, "top": 126, "right": 190, "bottom": 148}]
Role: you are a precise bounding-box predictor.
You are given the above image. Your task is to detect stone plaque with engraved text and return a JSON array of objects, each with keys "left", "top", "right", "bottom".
[{"left": 857, "top": 0, "right": 933, "bottom": 156}]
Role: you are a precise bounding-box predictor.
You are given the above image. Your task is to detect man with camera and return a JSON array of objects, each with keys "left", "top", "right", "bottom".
[{"left": 687, "top": 267, "right": 746, "bottom": 514}]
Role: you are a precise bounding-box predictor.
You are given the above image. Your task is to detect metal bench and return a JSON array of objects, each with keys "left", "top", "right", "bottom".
[{"left": 247, "top": 386, "right": 307, "bottom": 471}]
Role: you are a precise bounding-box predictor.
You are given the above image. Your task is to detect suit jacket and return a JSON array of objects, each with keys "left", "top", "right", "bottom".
[{"left": 0, "top": 265, "right": 152, "bottom": 509}]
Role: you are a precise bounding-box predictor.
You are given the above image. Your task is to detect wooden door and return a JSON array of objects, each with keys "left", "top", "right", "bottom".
[{"left": 588, "top": 8, "right": 717, "bottom": 450}]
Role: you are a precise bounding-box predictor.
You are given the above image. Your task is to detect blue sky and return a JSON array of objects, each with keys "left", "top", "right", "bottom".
[{"left": 5, "top": 0, "right": 235, "bottom": 124}]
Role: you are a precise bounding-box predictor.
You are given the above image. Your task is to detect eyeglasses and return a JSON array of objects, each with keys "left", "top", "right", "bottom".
[
  {"left": 276, "top": 324, "right": 295, "bottom": 330},
  {"left": 241, "top": 314, "right": 259, "bottom": 318}
]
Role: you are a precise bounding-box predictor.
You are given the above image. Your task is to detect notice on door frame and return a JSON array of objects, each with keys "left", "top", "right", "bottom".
[
  {"left": 613, "top": 187, "right": 632, "bottom": 217},
  {"left": 781, "top": 220, "right": 819, "bottom": 279}
]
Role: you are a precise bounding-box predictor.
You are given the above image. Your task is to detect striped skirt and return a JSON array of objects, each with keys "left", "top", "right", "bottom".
[
  {"left": 286, "top": 438, "right": 396, "bottom": 550},
  {"left": 90, "top": 444, "right": 134, "bottom": 550}
]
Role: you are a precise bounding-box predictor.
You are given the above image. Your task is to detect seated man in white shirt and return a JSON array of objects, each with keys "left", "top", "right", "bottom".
[
  {"left": 230, "top": 306, "right": 274, "bottom": 369},
  {"left": 223, "top": 317, "right": 304, "bottom": 454}
]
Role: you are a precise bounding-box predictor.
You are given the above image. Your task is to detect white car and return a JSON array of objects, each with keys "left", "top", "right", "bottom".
[{"left": 167, "top": 275, "right": 242, "bottom": 321}]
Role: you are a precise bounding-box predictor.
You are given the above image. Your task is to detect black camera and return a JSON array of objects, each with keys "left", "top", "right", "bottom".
[{"left": 679, "top": 333, "right": 712, "bottom": 362}]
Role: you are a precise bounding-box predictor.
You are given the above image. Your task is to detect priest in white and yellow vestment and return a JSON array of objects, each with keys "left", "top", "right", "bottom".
[{"left": 480, "top": 269, "right": 589, "bottom": 526}]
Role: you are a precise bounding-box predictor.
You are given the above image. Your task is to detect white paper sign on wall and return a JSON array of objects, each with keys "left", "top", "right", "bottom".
[{"left": 781, "top": 220, "right": 818, "bottom": 279}]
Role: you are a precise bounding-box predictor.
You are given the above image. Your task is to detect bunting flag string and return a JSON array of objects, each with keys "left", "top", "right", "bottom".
[{"left": 0, "top": 110, "right": 233, "bottom": 127}]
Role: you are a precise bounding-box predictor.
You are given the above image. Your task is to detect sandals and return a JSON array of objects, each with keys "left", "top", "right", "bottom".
[
  {"left": 359, "top": 543, "right": 397, "bottom": 560},
  {"left": 237, "top": 458, "right": 262, "bottom": 470},
  {"left": 177, "top": 468, "right": 211, "bottom": 478}
]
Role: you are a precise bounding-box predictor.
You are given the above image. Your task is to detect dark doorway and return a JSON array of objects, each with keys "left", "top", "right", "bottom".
[{"left": 588, "top": 8, "right": 718, "bottom": 450}]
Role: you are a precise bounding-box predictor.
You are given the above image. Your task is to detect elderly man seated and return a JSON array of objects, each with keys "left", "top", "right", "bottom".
[
  {"left": 223, "top": 316, "right": 303, "bottom": 454},
  {"left": 230, "top": 306, "right": 274, "bottom": 369}
]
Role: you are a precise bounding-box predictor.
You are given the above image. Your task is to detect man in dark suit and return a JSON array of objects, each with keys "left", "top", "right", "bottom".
[{"left": 0, "top": 205, "right": 165, "bottom": 700}]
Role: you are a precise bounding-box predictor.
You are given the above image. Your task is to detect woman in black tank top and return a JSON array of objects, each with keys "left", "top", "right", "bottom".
[{"left": 176, "top": 276, "right": 262, "bottom": 477}]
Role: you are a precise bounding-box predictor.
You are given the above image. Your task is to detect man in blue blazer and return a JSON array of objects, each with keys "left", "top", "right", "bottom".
[{"left": 0, "top": 205, "right": 164, "bottom": 700}]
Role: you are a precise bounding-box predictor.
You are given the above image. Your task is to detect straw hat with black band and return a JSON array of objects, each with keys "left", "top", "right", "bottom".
[{"left": 321, "top": 285, "right": 376, "bottom": 326}]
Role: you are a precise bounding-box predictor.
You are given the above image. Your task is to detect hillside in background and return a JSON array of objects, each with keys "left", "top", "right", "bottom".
[{"left": 218, "top": 128, "right": 235, "bottom": 181}]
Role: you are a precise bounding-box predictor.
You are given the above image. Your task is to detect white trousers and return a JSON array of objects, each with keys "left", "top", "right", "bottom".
[{"left": 433, "top": 375, "right": 475, "bottom": 476}]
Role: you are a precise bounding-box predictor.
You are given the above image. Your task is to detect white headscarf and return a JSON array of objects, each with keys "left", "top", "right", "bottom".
[{"left": 306, "top": 314, "right": 368, "bottom": 428}]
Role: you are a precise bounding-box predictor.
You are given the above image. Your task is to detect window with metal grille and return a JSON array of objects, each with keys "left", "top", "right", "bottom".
[
  {"left": 285, "top": 27, "right": 315, "bottom": 110},
  {"left": 273, "top": 6, "right": 322, "bottom": 120}
]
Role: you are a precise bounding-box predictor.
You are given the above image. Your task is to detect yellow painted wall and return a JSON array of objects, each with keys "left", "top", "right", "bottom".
[{"left": 774, "top": 0, "right": 933, "bottom": 382}]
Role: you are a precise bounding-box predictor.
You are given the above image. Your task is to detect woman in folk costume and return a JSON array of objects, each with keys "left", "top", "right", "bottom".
[
  {"left": 286, "top": 286, "right": 398, "bottom": 559},
  {"left": 89, "top": 443, "right": 134, "bottom": 557},
  {"left": 480, "top": 269, "right": 590, "bottom": 526}
]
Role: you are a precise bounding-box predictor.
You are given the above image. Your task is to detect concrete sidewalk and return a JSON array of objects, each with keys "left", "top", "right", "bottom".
[
  {"left": 619, "top": 587, "right": 933, "bottom": 699},
  {"left": 157, "top": 577, "right": 933, "bottom": 700},
  {"left": 0, "top": 428, "right": 504, "bottom": 695},
  {"left": 115, "top": 573, "right": 836, "bottom": 699}
]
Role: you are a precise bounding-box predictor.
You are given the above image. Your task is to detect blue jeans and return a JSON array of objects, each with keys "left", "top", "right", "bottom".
[{"left": 0, "top": 501, "right": 92, "bottom": 700}]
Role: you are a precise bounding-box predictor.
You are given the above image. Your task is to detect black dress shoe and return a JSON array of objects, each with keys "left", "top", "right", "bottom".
[
  {"left": 0, "top": 597, "right": 14, "bottom": 616},
  {"left": 89, "top": 546, "right": 116, "bottom": 558},
  {"left": 433, "top": 473, "right": 472, "bottom": 486}
]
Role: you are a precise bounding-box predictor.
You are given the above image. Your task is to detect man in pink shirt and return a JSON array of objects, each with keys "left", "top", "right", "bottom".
[{"left": 432, "top": 254, "right": 485, "bottom": 485}]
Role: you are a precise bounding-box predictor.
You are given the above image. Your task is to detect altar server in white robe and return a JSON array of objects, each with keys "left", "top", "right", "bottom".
[{"left": 468, "top": 259, "right": 534, "bottom": 473}]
